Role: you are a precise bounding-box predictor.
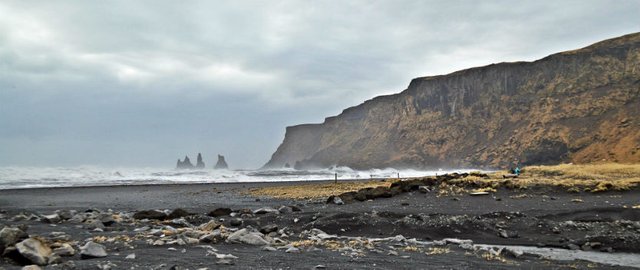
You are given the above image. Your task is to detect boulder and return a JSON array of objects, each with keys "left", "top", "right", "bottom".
[
  {"left": 133, "top": 210, "right": 167, "bottom": 220},
  {"left": 98, "top": 213, "right": 116, "bottom": 226},
  {"left": 198, "top": 220, "right": 221, "bottom": 231},
  {"left": 80, "top": 241, "right": 107, "bottom": 259},
  {"left": 326, "top": 196, "right": 344, "bottom": 205},
  {"left": 253, "top": 207, "right": 279, "bottom": 215},
  {"left": 0, "top": 226, "right": 28, "bottom": 253},
  {"left": 52, "top": 243, "right": 75, "bottom": 257},
  {"left": 21, "top": 266, "right": 42, "bottom": 270},
  {"left": 208, "top": 208, "right": 232, "bottom": 217},
  {"left": 167, "top": 208, "right": 191, "bottom": 219},
  {"left": 259, "top": 224, "right": 278, "bottom": 234},
  {"left": 226, "top": 229, "right": 269, "bottom": 246},
  {"left": 214, "top": 154, "right": 229, "bottom": 169},
  {"left": 278, "top": 206, "right": 293, "bottom": 214},
  {"left": 15, "top": 238, "right": 52, "bottom": 266},
  {"left": 229, "top": 218, "right": 243, "bottom": 227},
  {"left": 41, "top": 214, "right": 61, "bottom": 224}
]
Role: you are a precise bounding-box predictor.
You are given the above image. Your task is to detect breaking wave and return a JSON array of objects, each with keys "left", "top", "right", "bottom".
[{"left": 0, "top": 166, "right": 480, "bottom": 190}]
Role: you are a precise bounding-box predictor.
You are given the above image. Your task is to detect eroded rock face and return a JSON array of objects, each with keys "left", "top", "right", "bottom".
[
  {"left": 176, "top": 155, "right": 194, "bottom": 169},
  {"left": 264, "top": 33, "right": 640, "bottom": 169},
  {"left": 214, "top": 155, "right": 229, "bottom": 169},
  {"left": 196, "top": 153, "right": 205, "bottom": 169}
]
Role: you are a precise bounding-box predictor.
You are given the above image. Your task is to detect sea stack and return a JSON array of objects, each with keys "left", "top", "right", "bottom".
[
  {"left": 176, "top": 155, "right": 195, "bottom": 169},
  {"left": 214, "top": 154, "right": 229, "bottom": 169},
  {"left": 196, "top": 153, "right": 205, "bottom": 169}
]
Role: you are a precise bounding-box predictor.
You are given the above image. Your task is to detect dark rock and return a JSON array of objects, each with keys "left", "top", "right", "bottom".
[
  {"left": 52, "top": 243, "right": 75, "bottom": 257},
  {"left": 208, "top": 208, "right": 232, "bottom": 217},
  {"left": 253, "top": 207, "right": 279, "bottom": 215},
  {"left": 259, "top": 224, "right": 278, "bottom": 234},
  {"left": 133, "top": 210, "right": 167, "bottom": 220},
  {"left": 401, "top": 202, "right": 410, "bottom": 206},
  {"left": 195, "top": 153, "right": 205, "bottom": 169},
  {"left": 229, "top": 218, "right": 243, "bottom": 227},
  {"left": 168, "top": 208, "right": 191, "bottom": 219},
  {"left": 98, "top": 213, "right": 116, "bottom": 226},
  {"left": 338, "top": 192, "right": 357, "bottom": 203},
  {"left": 198, "top": 220, "right": 222, "bottom": 231},
  {"left": 326, "top": 196, "right": 344, "bottom": 205},
  {"left": 498, "top": 230, "right": 519, "bottom": 238},
  {"left": 278, "top": 206, "right": 293, "bottom": 213},
  {"left": 80, "top": 241, "right": 107, "bottom": 259},
  {"left": 15, "top": 238, "right": 52, "bottom": 266},
  {"left": 41, "top": 214, "right": 61, "bottom": 224},
  {"left": 290, "top": 205, "right": 302, "bottom": 212},
  {"left": 567, "top": 243, "right": 580, "bottom": 250},
  {"left": 0, "top": 226, "right": 28, "bottom": 254},
  {"left": 214, "top": 154, "right": 229, "bottom": 169}
]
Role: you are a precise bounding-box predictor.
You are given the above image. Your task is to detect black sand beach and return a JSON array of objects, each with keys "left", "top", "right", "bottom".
[{"left": 1, "top": 178, "right": 640, "bottom": 269}]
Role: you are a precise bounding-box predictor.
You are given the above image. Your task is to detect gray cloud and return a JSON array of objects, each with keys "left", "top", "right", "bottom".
[{"left": 0, "top": 0, "right": 638, "bottom": 168}]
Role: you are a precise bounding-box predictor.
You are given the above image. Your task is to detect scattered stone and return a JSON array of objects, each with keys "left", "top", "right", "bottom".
[
  {"left": 199, "top": 231, "right": 223, "bottom": 243},
  {"left": 133, "top": 210, "right": 167, "bottom": 220},
  {"left": 290, "top": 205, "right": 302, "bottom": 212},
  {"left": 314, "top": 265, "right": 327, "bottom": 269},
  {"left": 52, "top": 243, "right": 75, "bottom": 257},
  {"left": 80, "top": 241, "right": 108, "bottom": 259},
  {"left": 198, "top": 220, "right": 222, "bottom": 231},
  {"left": 21, "top": 265, "right": 42, "bottom": 270},
  {"left": 84, "top": 219, "right": 105, "bottom": 230},
  {"left": 278, "top": 206, "right": 293, "bottom": 213},
  {"left": 498, "top": 230, "right": 519, "bottom": 238},
  {"left": 285, "top": 247, "right": 300, "bottom": 253},
  {"left": 42, "top": 214, "right": 61, "bottom": 224},
  {"left": 216, "top": 259, "right": 234, "bottom": 265},
  {"left": 262, "top": 246, "right": 277, "bottom": 252},
  {"left": 253, "top": 207, "right": 279, "bottom": 215},
  {"left": 0, "top": 226, "right": 29, "bottom": 253},
  {"left": 504, "top": 248, "right": 524, "bottom": 258},
  {"left": 208, "top": 208, "right": 232, "bottom": 217},
  {"left": 226, "top": 229, "right": 269, "bottom": 246},
  {"left": 229, "top": 218, "right": 243, "bottom": 227},
  {"left": 15, "top": 238, "right": 52, "bottom": 266},
  {"left": 98, "top": 213, "right": 116, "bottom": 226},
  {"left": 326, "top": 196, "right": 344, "bottom": 205},
  {"left": 418, "top": 186, "right": 431, "bottom": 193},
  {"left": 259, "top": 224, "right": 278, "bottom": 234},
  {"left": 401, "top": 202, "right": 410, "bottom": 206},
  {"left": 469, "top": 192, "right": 489, "bottom": 196},
  {"left": 567, "top": 243, "right": 580, "bottom": 250},
  {"left": 126, "top": 253, "right": 136, "bottom": 259}
]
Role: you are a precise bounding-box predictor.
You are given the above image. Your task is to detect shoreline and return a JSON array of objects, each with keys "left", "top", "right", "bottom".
[{"left": 1, "top": 173, "right": 639, "bottom": 269}]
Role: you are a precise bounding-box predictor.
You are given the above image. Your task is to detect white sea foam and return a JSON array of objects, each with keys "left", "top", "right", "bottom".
[{"left": 0, "top": 166, "right": 481, "bottom": 190}]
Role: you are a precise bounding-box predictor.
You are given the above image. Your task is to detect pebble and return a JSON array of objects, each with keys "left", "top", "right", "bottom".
[{"left": 126, "top": 253, "right": 136, "bottom": 259}]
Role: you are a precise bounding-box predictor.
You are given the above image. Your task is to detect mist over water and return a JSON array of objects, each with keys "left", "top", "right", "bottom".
[{"left": 0, "top": 166, "right": 480, "bottom": 190}]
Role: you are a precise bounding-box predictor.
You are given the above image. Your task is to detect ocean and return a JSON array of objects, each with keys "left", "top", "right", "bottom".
[{"left": 0, "top": 166, "right": 479, "bottom": 190}]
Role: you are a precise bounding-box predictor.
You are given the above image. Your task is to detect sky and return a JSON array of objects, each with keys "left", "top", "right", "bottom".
[{"left": 0, "top": 1, "right": 638, "bottom": 169}]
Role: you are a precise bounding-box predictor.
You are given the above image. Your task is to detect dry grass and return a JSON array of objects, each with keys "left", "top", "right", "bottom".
[
  {"left": 477, "top": 163, "right": 640, "bottom": 193},
  {"left": 425, "top": 247, "right": 451, "bottom": 255},
  {"left": 245, "top": 180, "right": 393, "bottom": 199},
  {"left": 245, "top": 163, "right": 640, "bottom": 199}
]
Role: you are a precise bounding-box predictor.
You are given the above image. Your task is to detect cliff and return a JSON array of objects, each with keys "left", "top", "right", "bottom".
[{"left": 264, "top": 33, "right": 640, "bottom": 169}]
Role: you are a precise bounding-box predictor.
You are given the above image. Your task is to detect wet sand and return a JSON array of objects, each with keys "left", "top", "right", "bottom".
[{"left": 1, "top": 179, "right": 639, "bottom": 269}]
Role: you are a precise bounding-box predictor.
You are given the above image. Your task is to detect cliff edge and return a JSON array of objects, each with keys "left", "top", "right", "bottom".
[{"left": 265, "top": 33, "right": 640, "bottom": 169}]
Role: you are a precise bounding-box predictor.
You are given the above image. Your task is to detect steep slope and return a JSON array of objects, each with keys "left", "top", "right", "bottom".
[{"left": 265, "top": 33, "right": 640, "bottom": 169}]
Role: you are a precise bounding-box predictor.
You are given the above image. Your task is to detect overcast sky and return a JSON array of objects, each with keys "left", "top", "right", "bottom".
[{"left": 0, "top": 1, "right": 638, "bottom": 169}]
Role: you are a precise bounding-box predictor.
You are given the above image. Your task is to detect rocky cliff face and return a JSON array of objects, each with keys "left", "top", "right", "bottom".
[{"left": 265, "top": 33, "right": 640, "bottom": 169}]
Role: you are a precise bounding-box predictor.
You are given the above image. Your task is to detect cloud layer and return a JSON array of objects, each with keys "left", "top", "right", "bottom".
[{"left": 0, "top": 0, "right": 638, "bottom": 168}]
